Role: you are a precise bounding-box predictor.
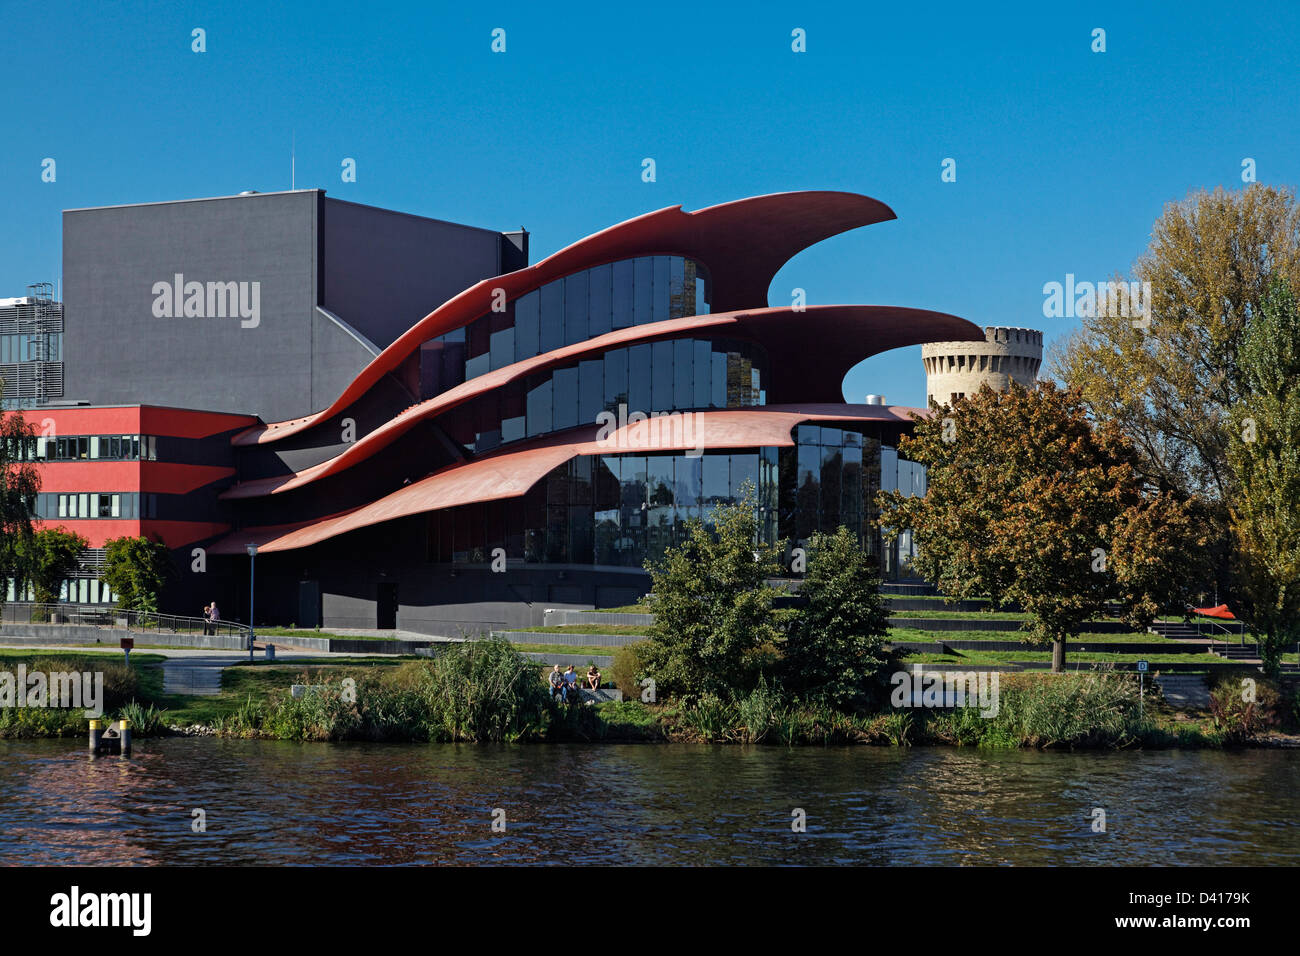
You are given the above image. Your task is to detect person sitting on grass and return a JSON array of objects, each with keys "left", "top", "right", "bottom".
[
  {"left": 586, "top": 664, "right": 602, "bottom": 690},
  {"left": 548, "top": 665, "right": 564, "bottom": 700},
  {"left": 563, "top": 664, "right": 579, "bottom": 703}
]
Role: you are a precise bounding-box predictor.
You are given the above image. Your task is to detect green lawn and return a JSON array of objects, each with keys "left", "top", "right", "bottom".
[
  {"left": 887, "top": 627, "right": 1177, "bottom": 644},
  {"left": 887, "top": 608, "right": 1030, "bottom": 620},
  {"left": 0, "top": 648, "right": 167, "bottom": 663},
  {"left": 160, "top": 657, "right": 418, "bottom": 725},
  {"left": 898, "top": 648, "right": 1247, "bottom": 666},
  {"left": 506, "top": 624, "right": 650, "bottom": 636}
]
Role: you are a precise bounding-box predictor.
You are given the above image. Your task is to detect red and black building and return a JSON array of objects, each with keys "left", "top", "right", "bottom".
[{"left": 24, "top": 189, "right": 981, "bottom": 633}]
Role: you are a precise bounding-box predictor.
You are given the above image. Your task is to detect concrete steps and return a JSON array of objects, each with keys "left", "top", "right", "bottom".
[
  {"left": 1155, "top": 674, "right": 1212, "bottom": 710},
  {"left": 1147, "top": 622, "right": 1204, "bottom": 641},
  {"left": 1215, "top": 644, "right": 1262, "bottom": 660},
  {"left": 161, "top": 657, "right": 229, "bottom": 696}
]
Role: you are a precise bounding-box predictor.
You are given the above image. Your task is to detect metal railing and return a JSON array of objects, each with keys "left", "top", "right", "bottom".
[
  {"left": 1188, "top": 613, "right": 1248, "bottom": 658},
  {"left": 1, "top": 602, "right": 250, "bottom": 639}
]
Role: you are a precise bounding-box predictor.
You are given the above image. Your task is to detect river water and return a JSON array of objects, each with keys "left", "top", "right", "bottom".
[{"left": 0, "top": 739, "right": 1295, "bottom": 865}]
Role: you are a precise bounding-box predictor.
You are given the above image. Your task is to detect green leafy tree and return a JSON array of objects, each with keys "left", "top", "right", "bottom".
[
  {"left": 0, "top": 411, "right": 41, "bottom": 608},
  {"left": 1228, "top": 279, "right": 1300, "bottom": 677},
  {"left": 779, "top": 526, "right": 891, "bottom": 709},
  {"left": 1053, "top": 183, "right": 1300, "bottom": 505},
  {"left": 102, "top": 536, "right": 171, "bottom": 611},
  {"left": 880, "top": 381, "right": 1208, "bottom": 672},
  {"left": 16, "top": 527, "right": 89, "bottom": 604},
  {"left": 642, "top": 486, "right": 784, "bottom": 702},
  {"left": 1052, "top": 184, "right": 1300, "bottom": 599}
]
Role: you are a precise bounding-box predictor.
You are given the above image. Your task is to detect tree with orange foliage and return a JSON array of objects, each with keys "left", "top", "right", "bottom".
[{"left": 879, "top": 382, "right": 1208, "bottom": 672}]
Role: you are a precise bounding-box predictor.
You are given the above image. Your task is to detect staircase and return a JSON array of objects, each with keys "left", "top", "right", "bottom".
[
  {"left": 1146, "top": 620, "right": 1206, "bottom": 642},
  {"left": 1147, "top": 620, "right": 1300, "bottom": 673},
  {"left": 1155, "top": 674, "right": 1211, "bottom": 710}
]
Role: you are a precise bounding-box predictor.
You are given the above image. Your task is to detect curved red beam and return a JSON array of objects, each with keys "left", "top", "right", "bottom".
[
  {"left": 209, "top": 403, "right": 921, "bottom": 555},
  {"left": 233, "top": 191, "right": 896, "bottom": 447},
  {"left": 221, "top": 304, "right": 981, "bottom": 500}
]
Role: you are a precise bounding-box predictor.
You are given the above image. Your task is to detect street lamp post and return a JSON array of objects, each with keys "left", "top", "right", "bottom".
[{"left": 246, "top": 542, "right": 258, "bottom": 663}]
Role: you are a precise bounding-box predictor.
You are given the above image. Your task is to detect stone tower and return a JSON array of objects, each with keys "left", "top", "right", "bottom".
[{"left": 921, "top": 326, "right": 1042, "bottom": 408}]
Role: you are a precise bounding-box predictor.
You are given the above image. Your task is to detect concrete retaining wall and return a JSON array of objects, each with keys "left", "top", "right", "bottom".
[
  {"left": 521, "top": 651, "right": 613, "bottom": 667},
  {"left": 266, "top": 635, "right": 448, "bottom": 656},
  {"left": 494, "top": 630, "right": 645, "bottom": 647},
  {"left": 889, "top": 639, "right": 1210, "bottom": 655},
  {"left": 888, "top": 617, "right": 1133, "bottom": 634},
  {"left": 886, "top": 599, "right": 993, "bottom": 613},
  {"left": 542, "top": 610, "right": 654, "bottom": 627},
  {"left": 0, "top": 624, "right": 246, "bottom": 651}
]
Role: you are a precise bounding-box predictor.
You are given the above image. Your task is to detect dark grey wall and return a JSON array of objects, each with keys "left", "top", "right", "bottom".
[
  {"left": 62, "top": 190, "right": 518, "bottom": 425},
  {"left": 320, "top": 197, "right": 509, "bottom": 349},
  {"left": 63, "top": 191, "right": 322, "bottom": 422},
  {"left": 241, "top": 519, "right": 648, "bottom": 636},
  {"left": 318, "top": 564, "right": 650, "bottom": 636}
]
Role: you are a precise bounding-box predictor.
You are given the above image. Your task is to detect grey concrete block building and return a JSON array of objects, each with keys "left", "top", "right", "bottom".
[{"left": 62, "top": 190, "right": 527, "bottom": 423}]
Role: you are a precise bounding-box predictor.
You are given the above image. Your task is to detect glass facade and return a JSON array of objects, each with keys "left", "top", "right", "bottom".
[
  {"left": 424, "top": 427, "right": 924, "bottom": 575},
  {"left": 773, "top": 426, "right": 927, "bottom": 577},
  {"left": 438, "top": 337, "right": 767, "bottom": 453},
  {"left": 420, "top": 255, "right": 711, "bottom": 399},
  {"left": 779, "top": 425, "right": 866, "bottom": 547},
  {"left": 429, "top": 449, "right": 779, "bottom": 569}
]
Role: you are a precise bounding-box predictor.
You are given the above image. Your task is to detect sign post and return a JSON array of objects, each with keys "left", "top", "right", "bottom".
[
  {"left": 246, "top": 542, "right": 258, "bottom": 664},
  {"left": 120, "top": 636, "right": 134, "bottom": 667},
  {"left": 1136, "top": 659, "right": 1148, "bottom": 717}
]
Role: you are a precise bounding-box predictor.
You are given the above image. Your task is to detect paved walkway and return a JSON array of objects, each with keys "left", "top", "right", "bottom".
[{"left": 0, "top": 643, "right": 407, "bottom": 699}]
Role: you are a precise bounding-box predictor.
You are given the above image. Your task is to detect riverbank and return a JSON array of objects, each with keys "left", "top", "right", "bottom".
[{"left": 2, "top": 647, "right": 1297, "bottom": 750}]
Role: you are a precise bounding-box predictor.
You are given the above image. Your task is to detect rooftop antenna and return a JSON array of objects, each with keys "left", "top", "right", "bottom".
[{"left": 291, "top": 130, "right": 296, "bottom": 191}]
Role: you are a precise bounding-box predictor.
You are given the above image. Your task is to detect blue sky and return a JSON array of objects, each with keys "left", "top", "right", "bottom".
[{"left": 4, "top": 0, "right": 1299, "bottom": 407}]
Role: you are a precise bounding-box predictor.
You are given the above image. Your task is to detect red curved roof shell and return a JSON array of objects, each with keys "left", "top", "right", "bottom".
[
  {"left": 221, "top": 304, "right": 981, "bottom": 500},
  {"left": 209, "top": 404, "right": 922, "bottom": 555},
  {"left": 233, "top": 191, "right": 897, "bottom": 447}
]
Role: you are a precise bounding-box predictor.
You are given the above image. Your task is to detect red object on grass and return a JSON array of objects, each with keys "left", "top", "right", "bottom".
[{"left": 1192, "top": 604, "right": 1236, "bottom": 620}]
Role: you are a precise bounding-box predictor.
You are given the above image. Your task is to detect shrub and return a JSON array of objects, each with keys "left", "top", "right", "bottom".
[
  {"left": 418, "top": 638, "right": 551, "bottom": 742},
  {"left": 991, "top": 671, "right": 1147, "bottom": 748},
  {"left": 596, "top": 701, "right": 661, "bottom": 745},
  {"left": 642, "top": 486, "right": 784, "bottom": 703},
  {"left": 1209, "top": 676, "right": 1283, "bottom": 742},
  {"left": 0, "top": 707, "right": 84, "bottom": 738},
  {"left": 736, "top": 676, "right": 785, "bottom": 744},
  {"left": 117, "top": 700, "right": 165, "bottom": 736},
  {"left": 779, "top": 527, "right": 891, "bottom": 709},
  {"left": 679, "top": 694, "right": 737, "bottom": 742},
  {"left": 15, "top": 655, "right": 140, "bottom": 712},
  {"left": 15, "top": 528, "right": 89, "bottom": 606},
  {"left": 880, "top": 712, "right": 915, "bottom": 746},
  {"left": 101, "top": 536, "right": 171, "bottom": 612},
  {"left": 610, "top": 640, "right": 653, "bottom": 696},
  {"left": 211, "top": 642, "right": 552, "bottom": 743}
]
